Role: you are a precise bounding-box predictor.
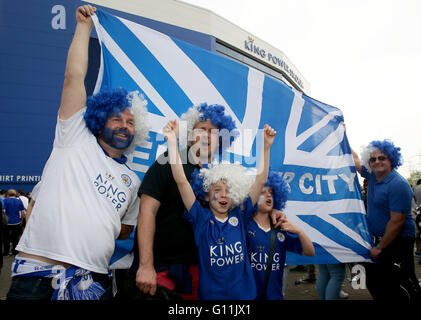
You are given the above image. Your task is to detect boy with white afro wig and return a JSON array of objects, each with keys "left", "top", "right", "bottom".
[
  {"left": 190, "top": 162, "right": 254, "bottom": 208},
  {"left": 163, "top": 120, "right": 276, "bottom": 300}
]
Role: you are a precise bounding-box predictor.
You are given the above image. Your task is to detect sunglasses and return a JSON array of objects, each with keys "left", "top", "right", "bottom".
[{"left": 369, "top": 156, "right": 387, "bottom": 163}]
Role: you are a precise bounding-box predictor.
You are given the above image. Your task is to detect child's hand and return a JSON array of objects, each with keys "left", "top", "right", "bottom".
[
  {"left": 271, "top": 209, "right": 287, "bottom": 228},
  {"left": 263, "top": 124, "right": 276, "bottom": 148},
  {"left": 280, "top": 219, "right": 302, "bottom": 235},
  {"left": 163, "top": 120, "right": 178, "bottom": 143}
]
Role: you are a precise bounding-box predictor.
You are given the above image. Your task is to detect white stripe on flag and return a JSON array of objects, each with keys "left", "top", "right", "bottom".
[
  {"left": 118, "top": 16, "right": 264, "bottom": 157},
  {"left": 92, "top": 15, "right": 179, "bottom": 133},
  {"left": 285, "top": 199, "right": 371, "bottom": 262}
]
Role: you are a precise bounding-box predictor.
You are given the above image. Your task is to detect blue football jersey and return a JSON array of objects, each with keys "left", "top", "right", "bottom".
[
  {"left": 184, "top": 197, "right": 257, "bottom": 300},
  {"left": 246, "top": 219, "right": 302, "bottom": 300}
]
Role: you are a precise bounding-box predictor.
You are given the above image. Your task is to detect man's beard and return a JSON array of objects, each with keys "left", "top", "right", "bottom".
[{"left": 100, "top": 128, "right": 134, "bottom": 150}]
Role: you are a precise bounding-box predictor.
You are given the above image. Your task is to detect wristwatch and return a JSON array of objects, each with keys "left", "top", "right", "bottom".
[{"left": 375, "top": 244, "right": 383, "bottom": 250}]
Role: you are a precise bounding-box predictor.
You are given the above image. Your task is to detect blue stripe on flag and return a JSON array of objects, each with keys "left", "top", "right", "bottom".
[
  {"left": 97, "top": 11, "right": 192, "bottom": 116},
  {"left": 172, "top": 39, "right": 250, "bottom": 121},
  {"left": 297, "top": 214, "right": 371, "bottom": 256},
  {"left": 287, "top": 243, "right": 340, "bottom": 265},
  {"left": 99, "top": 45, "right": 163, "bottom": 115}
]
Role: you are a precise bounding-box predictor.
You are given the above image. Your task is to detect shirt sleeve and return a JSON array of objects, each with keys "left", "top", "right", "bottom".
[
  {"left": 240, "top": 196, "right": 258, "bottom": 221},
  {"left": 389, "top": 180, "right": 413, "bottom": 213},
  {"left": 19, "top": 200, "right": 25, "bottom": 211},
  {"left": 183, "top": 200, "right": 209, "bottom": 230},
  {"left": 361, "top": 166, "right": 369, "bottom": 179},
  {"left": 121, "top": 195, "right": 140, "bottom": 226},
  {"left": 31, "top": 182, "right": 42, "bottom": 201},
  {"left": 138, "top": 154, "right": 171, "bottom": 203},
  {"left": 285, "top": 231, "right": 303, "bottom": 254},
  {"left": 54, "top": 108, "right": 91, "bottom": 148}
]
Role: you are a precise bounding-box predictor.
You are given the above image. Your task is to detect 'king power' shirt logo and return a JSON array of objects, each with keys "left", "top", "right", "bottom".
[
  {"left": 94, "top": 173, "right": 127, "bottom": 212},
  {"left": 250, "top": 251, "right": 281, "bottom": 272},
  {"left": 209, "top": 241, "right": 245, "bottom": 267}
]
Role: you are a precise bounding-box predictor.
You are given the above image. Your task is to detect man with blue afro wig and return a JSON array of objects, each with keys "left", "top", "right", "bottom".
[
  {"left": 9, "top": 5, "right": 148, "bottom": 300},
  {"left": 359, "top": 139, "right": 403, "bottom": 173},
  {"left": 135, "top": 102, "right": 239, "bottom": 299},
  {"left": 178, "top": 103, "right": 239, "bottom": 163},
  {"left": 352, "top": 139, "right": 419, "bottom": 301},
  {"left": 84, "top": 87, "right": 149, "bottom": 156}
]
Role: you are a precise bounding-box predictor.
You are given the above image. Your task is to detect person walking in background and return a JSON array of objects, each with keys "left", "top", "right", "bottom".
[
  {"left": 352, "top": 139, "right": 420, "bottom": 301},
  {"left": 17, "top": 190, "right": 28, "bottom": 210},
  {"left": 2, "top": 189, "right": 25, "bottom": 256},
  {"left": 0, "top": 198, "right": 3, "bottom": 274},
  {"left": 316, "top": 263, "right": 347, "bottom": 300},
  {"left": 414, "top": 179, "right": 421, "bottom": 206}
]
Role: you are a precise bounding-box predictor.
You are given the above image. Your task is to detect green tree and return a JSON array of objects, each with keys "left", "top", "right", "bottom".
[{"left": 407, "top": 170, "right": 421, "bottom": 188}]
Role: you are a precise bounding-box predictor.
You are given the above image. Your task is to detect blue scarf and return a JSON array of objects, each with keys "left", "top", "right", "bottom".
[{"left": 11, "top": 257, "right": 106, "bottom": 300}]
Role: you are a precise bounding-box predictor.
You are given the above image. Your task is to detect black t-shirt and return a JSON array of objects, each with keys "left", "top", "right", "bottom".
[{"left": 138, "top": 149, "right": 200, "bottom": 266}]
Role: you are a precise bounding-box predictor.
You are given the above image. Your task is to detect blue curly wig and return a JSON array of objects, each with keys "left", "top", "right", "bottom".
[
  {"left": 360, "top": 139, "right": 403, "bottom": 172},
  {"left": 85, "top": 87, "right": 130, "bottom": 136},
  {"left": 265, "top": 170, "right": 290, "bottom": 211},
  {"left": 190, "top": 168, "right": 207, "bottom": 201},
  {"left": 84, "top": 87, "right": 149, "bottom": 154},
  {"left": 179, "top": 103, "right": 239, "bottom": 153}
]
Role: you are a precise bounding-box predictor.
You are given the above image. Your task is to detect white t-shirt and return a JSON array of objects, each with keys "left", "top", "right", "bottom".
[
  {"left": 17, "top": 109, "right": 140, "bottom": 274},
  {"left": 19, "top": 196, "right": 29, "bottom": 210}
]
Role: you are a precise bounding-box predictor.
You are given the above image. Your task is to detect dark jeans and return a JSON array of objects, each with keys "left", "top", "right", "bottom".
[
  {"left": 365, "top": 237, "right": 420, "bottom": 301},
  {"left": 7, "top": 272, "right": 113, "bottom": 300},
  {"left": 3, "top": 224, "right": 21, "bottom": 255}
]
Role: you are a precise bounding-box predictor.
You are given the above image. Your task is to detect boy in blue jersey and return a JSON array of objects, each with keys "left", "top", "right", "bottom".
[
  {"left": 247, "top": 171, "right": 315, "bottom": 300},
  {"left": 163, "top": 120, "right": 276, "bottom": 300}
]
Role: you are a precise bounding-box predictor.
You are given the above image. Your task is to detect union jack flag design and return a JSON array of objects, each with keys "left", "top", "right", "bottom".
[{"left": 92, "top": 10, "right": 373, "bottom": 266}]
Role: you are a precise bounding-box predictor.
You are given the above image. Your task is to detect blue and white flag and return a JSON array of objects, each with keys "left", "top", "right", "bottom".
[{"left": 93, "top": 10, "right": 373, "bottom": 265}]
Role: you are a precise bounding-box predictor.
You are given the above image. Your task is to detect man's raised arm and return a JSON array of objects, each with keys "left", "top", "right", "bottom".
[{"left": 59, "top": 5, "right": 96, "bottom": 120}]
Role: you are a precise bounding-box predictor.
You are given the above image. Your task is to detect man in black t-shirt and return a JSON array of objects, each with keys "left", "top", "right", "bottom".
[{"left": 135, "top": 103, "right": 238, "bottom": 299}]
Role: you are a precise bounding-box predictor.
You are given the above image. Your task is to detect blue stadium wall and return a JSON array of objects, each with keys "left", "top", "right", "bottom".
[{"left": 0, "top": 0, "right": 215, "bottom": 193}]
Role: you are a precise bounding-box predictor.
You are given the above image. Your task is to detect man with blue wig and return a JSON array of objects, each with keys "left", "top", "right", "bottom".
[
  {"left": 135, "top": 102, "right": 238, "bottom": 299},
  {"left": 352, "top": 139, "right": 420, "bottom": 301},
  {"left": 7, "top": 5, "right": 149, "bottom": 300}
]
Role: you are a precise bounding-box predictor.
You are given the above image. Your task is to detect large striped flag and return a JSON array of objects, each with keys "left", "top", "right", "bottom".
[{"left": 92, "top": 10, "right": 373, "bottom": 266}]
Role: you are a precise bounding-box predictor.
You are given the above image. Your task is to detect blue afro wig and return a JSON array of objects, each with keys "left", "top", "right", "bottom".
[
  {"left": 85, "top": 87, "right": 131, "bottom": 136},
  {"left": 84, "top": 87, "right": 149, "bottom": 154},
  {"left": 190, "top": 168, "right": 207, "bottom": 201},
  {"left": 265, "top": 170, "right": 290, "bottom": 211},
  {"left": 179, "top": 103, "right": 239, "bottom": 153},
  {"left": 360, "top": 139, "right": 403, "bottom": 172}
]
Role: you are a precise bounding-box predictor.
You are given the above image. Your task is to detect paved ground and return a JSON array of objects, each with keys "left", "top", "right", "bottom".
[{"left": 1, "top": 254, "right": 421, "bottom": 300}]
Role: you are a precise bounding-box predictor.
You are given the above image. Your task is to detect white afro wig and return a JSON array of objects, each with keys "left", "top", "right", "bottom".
[
  {"left": 191, "top": 161, "right": 254, "bottom": 207},
  {"left": 124, "top": 91, "right": 150, "bottom": 157},
  {"left": 360, "top": 144, "right": 377, "bottom": 173}
]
